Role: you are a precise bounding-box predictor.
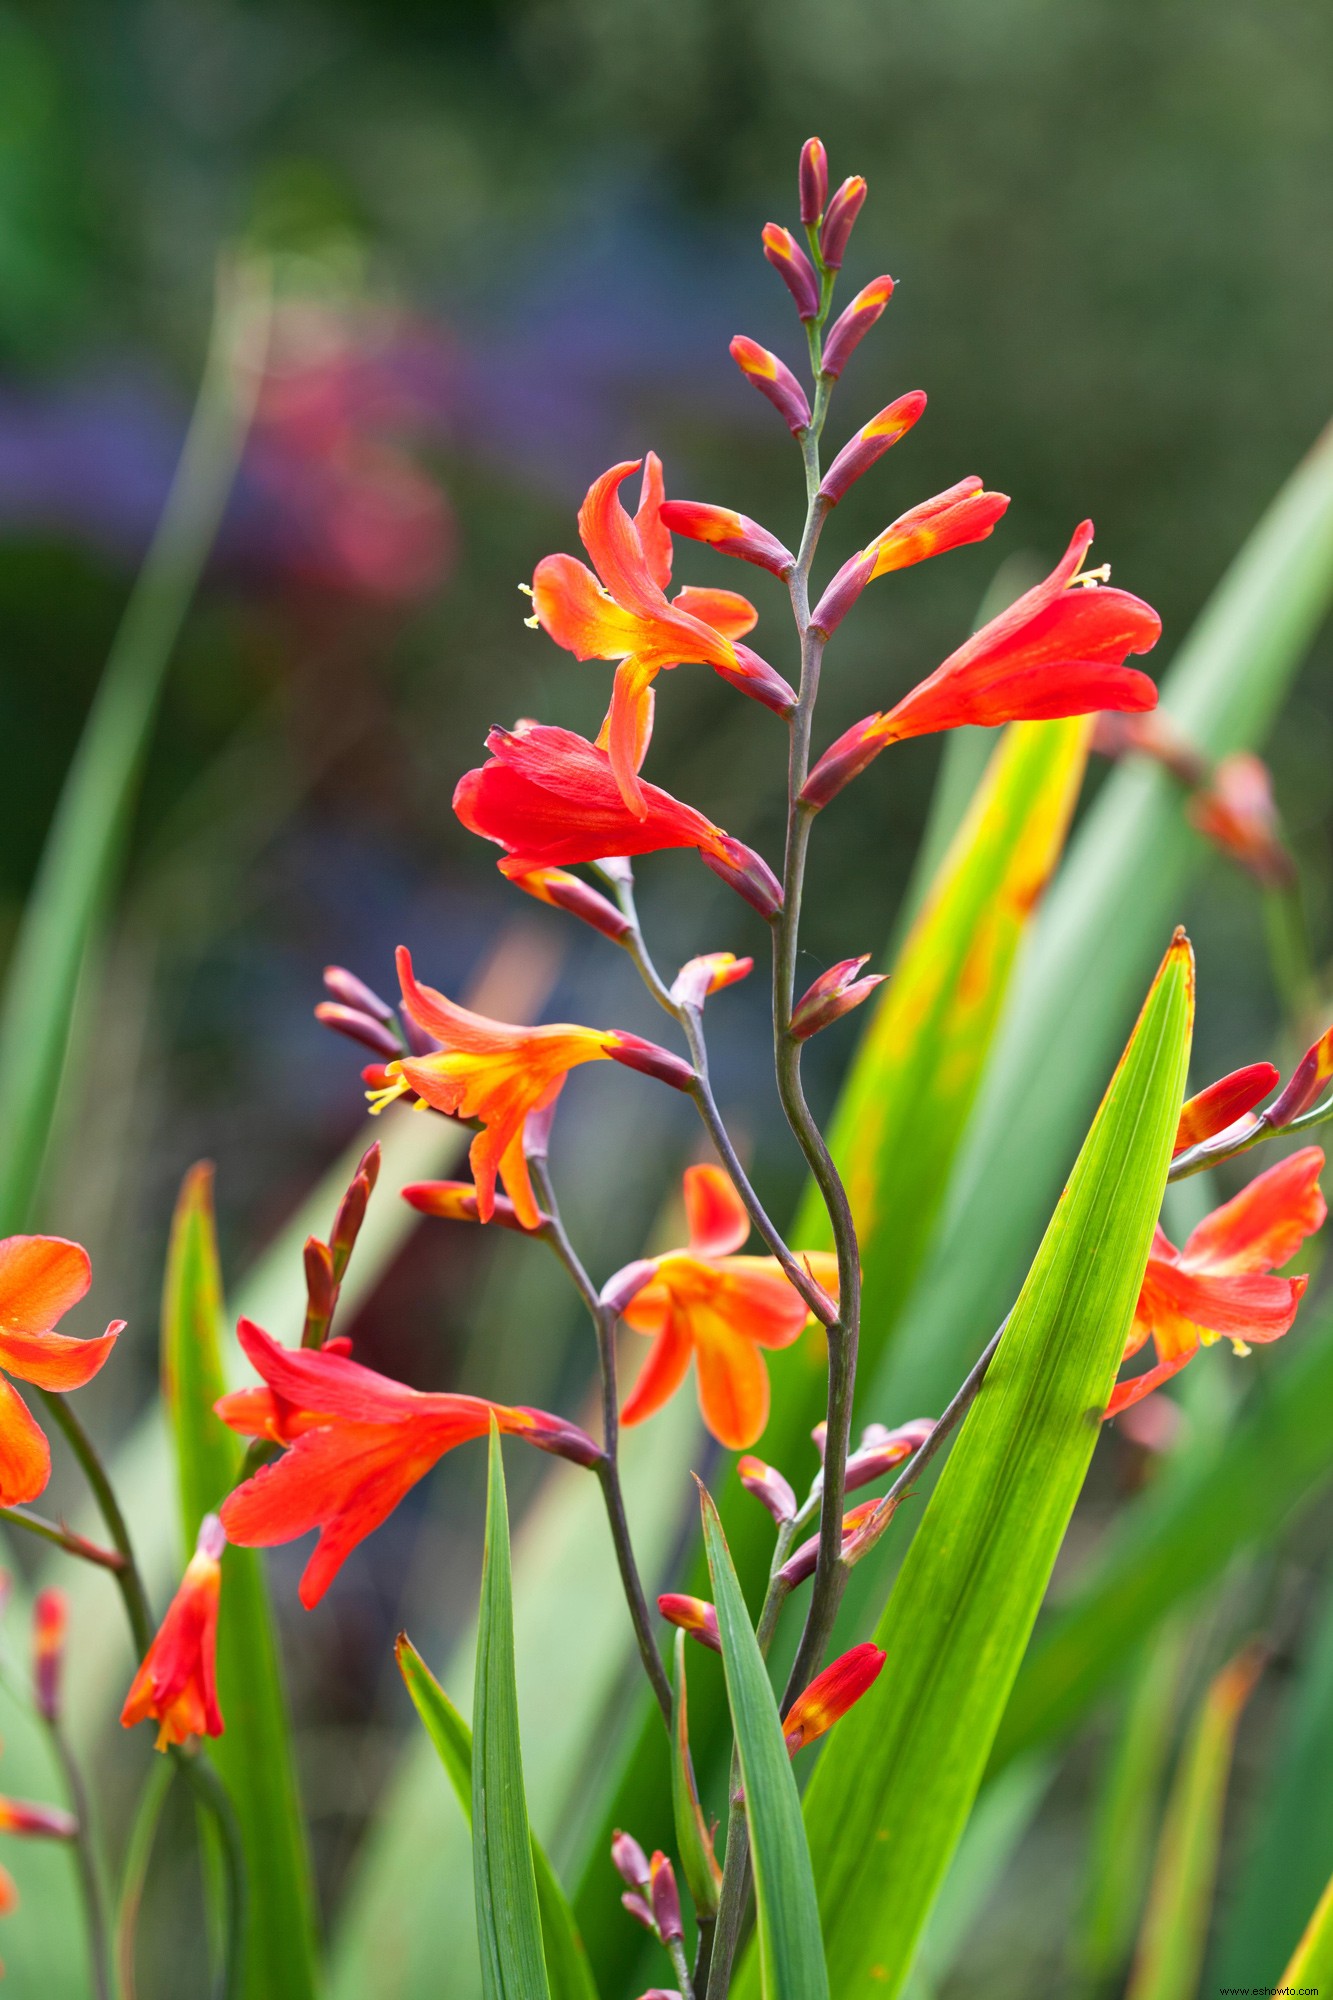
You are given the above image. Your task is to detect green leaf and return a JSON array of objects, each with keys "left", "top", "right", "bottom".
[
  {"left": 474, "top": 1420, "right": 552, "bottom": 2000},
  {"left": 798, "top": 932, "right": 1194, "bottom": 2000},
  {"left": 903, "top": 1757, "right": 1053, "bottom": 2000},
  {"left": 160, "top": 1162, "right": 320, "bottom": 2000},
  {"left": 670, "top": 1631, "right": 721, "bottom": 1923},
  {"left": 1075, "top": 1619, "right": 1191, "bottom": 1989},
  {"left": 992, "top": 1303, "right": 1333, "bottom": 1776},
  {"left": 396, "top": 1635, "right": 598, "bottom": 2000},
  {"left": 1125, "top": 1647, "right": 1261, "bottom": 2000},
  {"left": 0, "top": 262, "right": 267, "bottom": 1232},
  {"left": 700, "top": 1487, "right": 829, "bottom": 2000},
  {"left": 1277, "top": 1873, "right": 1333, "bottom": 1994}
]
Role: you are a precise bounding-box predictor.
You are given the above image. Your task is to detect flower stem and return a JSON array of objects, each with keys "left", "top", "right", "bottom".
[
  {"left": 0, "top": 1504, "right": 126, "bottom": 1572},
  {"left": 45, "top": 1714, "right": 110, "bottom": 2000},
  {"left": 115, "top": 1754, "right": 173, "bottom": 2000}
]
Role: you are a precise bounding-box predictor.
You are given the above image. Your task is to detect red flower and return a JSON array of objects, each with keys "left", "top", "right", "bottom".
[
  {"left": 529, "top": 457, "right": 792, "bottom": 812},
  {"left": 1188, "top": 752, "right": 1295, "bottom": 888},
  {"left": 782, "top": 1642, "right": 886, "bottom": 1755},
  {"left": 121, "top": 1516, "right": 225, "bottom": 1750},
  {"left": 0, "top": 1237, "right": 122, "bottom": 1505},
  {"left": 1107, "top": 1148, "right": 1326, "bottom": 1417},
  {"left": 607, "top": 1166, "right": 840, "bottom": 1450},
  {"left": 1174, "top": 1062, "right": 1279, "bottom": 1156},
  {"left": 803, "top": 523, "right": 1161, "bottom": 807},
  {"left": 218, "top": 1320, "right": 598, "bottom": 1606}
]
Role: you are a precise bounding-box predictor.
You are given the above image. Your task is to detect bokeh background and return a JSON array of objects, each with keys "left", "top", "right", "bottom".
[{"left": 2, "top": 0, "right": 1332, "bottom": 1991}]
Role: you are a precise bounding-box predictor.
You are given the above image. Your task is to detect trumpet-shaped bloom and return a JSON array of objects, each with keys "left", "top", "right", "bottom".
[
  {"left": 530, "top": 457, "right": 792, "bottom": 813},
  {"left": 121, "top": 1516, "right": 225, "bottom": 1750},
  {"left": 608, "top": 1165, "right": 840, "bottom": 1450},
  {"left": 219, "top": 1319, "right": 598, "bottom": 1605},
  {"left": 803, "top": 523, "right": 1161, "bottom": 807},
  {"left": 1107, "top": 1147, "right": 1326, "bottom": 1417},
  {"left": 0, "top": 1237, "right": 122, "bottom": 1506}
]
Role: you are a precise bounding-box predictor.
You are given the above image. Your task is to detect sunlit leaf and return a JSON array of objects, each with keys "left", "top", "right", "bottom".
[{"left": 1276, "top": 1870, "right": 1333, "bottom": 1995}]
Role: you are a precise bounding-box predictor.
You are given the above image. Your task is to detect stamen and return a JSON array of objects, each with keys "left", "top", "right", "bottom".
[
  {"left": 366, "top": 1075, "right": 410, "bottom": 1116},
  {"left": 1072, "top": 562, "right": 1112, "bottom": 589}
]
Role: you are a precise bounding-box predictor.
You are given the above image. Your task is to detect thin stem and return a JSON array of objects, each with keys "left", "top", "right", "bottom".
[
  {"left": 1169, "top": 1091, "right": 1333, "bottom": 1182},
  {"left": 115, "top": 1757, "right": 174, "bottom": 2000},
  {"left": 38, "top": 1391, "right": 152, "bottom": 1655},
  {"left": 175, "top": 1749, "right": 247, "bottom": 2000},
  {"left": 667, "top": 1930, "right": 698, "bottom": 2000},
  {"left": 0, "top": 1504, "right": 126, "bottom": 1571},
  {"left": 530, "top": 1157, "right": 674, "bottom": 1722},
  {"left": 47, "top": 1716, "right": 110, "bottom": 2000}
]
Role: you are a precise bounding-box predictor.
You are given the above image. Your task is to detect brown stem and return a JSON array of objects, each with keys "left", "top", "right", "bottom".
[{"left": 0, "top": 1505, "right": 126, "bottom": 1572}]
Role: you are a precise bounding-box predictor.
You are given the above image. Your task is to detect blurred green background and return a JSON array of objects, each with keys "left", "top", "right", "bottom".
[{"left": 1, "top": 0, "right": 1330, "bottom": 1989}]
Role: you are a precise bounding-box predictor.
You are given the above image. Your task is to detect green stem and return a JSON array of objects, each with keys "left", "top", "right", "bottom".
[
  {"left": 115, "top": 1756, "right": 173, "bottom": 2000},
  {"left": 0, "top": 1503, "right": 126, "bottom": 1571},
  {"left": 46, "top": 1715, "right": 111, "bottom": 2000},
  {"left": 0, "top": 255, "right": 270, "bottom": 1231}
]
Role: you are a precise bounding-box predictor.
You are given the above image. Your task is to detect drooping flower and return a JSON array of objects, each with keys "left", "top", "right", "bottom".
[
  {"left": 529, "top": 457, "right": 793, "bottom": 812},
  {"left": 605, "top": 1165, "right": 840, "bottom": 1450},
  {"left": 121, "top": 1515, "right": 226, "bottom": 1751},
  {"left": 803, "top": 523, "right": 1161, "bottom": 808},
  {"left": 0, "top": 1238, "right": 122, "bottom": 1506},
  {"left": 218, "top": 1319, "right": 600, "bottom": 1607},
  {"left": 782, "top": 1642, "right": 886, "bottom": 1755},
  {"left": 453, "top": 721, "right": 783, "bottom": 916},
  {"left": 366, "top": 947, "right": 692, "bottom": 1229},
  {"left": 1106, "top": 1147, "right": 1326, "bottom": 1417}
]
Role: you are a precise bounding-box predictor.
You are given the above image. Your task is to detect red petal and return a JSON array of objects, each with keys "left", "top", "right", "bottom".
[
  {"left": 1174, "top": 1062, "right": 1279, "bottom": 1154},
  {"left": 531, "top": 551, "right": 645, "bottom": 661},
  {"left": 1182, "top": 1147, "right": 1326, "bottom": 1275},
  {"left": 1105, "top": 1347, "right": 1195, "bottom": 1418}
]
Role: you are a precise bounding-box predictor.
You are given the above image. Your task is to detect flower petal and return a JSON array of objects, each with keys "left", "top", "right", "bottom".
[
  {"left": 0, "top": 1237, "right": 91, "bottom": 1334},
  {"left": 531, "top": 551, "right": 647, "bottom": 661},
  {"left": 683, "top": 1164, "right": 751, "bottom": 1259},
  {"left": 634, "top": 451, "right": 674, "bottom": 592},
  {"left": 693, "top": 1327, "right": 769, "bottom": 1450},
  {"left": 620, "top": 1317, "right": 693, "bottom": 1428},
  {"left": 0, "top": 1320, "right": 121, "bottom": 1393},
  {"left": 1105, "top": 1347, "right": 1196, "bottom": 1418},
  {"left": 1143, "top": 1260, "right": 1307, "bottom": 1347},
  {"left": 1182, "top": 1146, "right": 1326, "bottom": 1275},
  {"left": 597, "top": 656, "right": 659, "bottom": 815},
  {"left": 670, "top": 586, "right": 758, "bottom": 644},
  {"left": 0, "top": 1375, "right": 52, "bottom": 1505}
]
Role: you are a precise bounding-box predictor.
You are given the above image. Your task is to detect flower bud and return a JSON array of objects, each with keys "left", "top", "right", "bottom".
[
  {"left": 762, "top": 224, "right": 821, "bottom": 320},
  {"left": 657, "top": 500, "right": 795, "bottom": 579},
  {"left": 1268, "top": 1026, "right": 1333, "bottom": 1127},
  {"left": 703, "top": 837, "right": 785, "bottom": 920},
  {"left": 1091, "top": 709, "right": 1207, "bottom": 786},
  {"left": 1174, "top": 1063, "right": 1278, "bottom": 1156},
  {"left": 608, "top": 1034, "right": 696, "bottom": 1092},
  {"left": 612, "top": 1828, "right": 652, "bottom": 1889},
  {"left": 601, "top": 1258, "right": 659, "bottom": 1316},
  {"left": 669, "top": 952, "right": 753, "bottom": 1011},
  {"left": 650, "top": 1853, "right": 683, "bottom": 1942},
  {"left": 844, "top": 1417, "right": 934, "bottom": 1493},
  {"left": 657, "top": 1593, "right": 721, "bottom": 1654},
  {"left": 862, "top": 479, "right": 1010, "bottom": 580},
  {"left": 330, "top": 1149, "right": 379, "bottom": 1277},
  {"left": 622, "top": 1891, "right": 656, "bottom": 1931},
  {"left": 506, "top": 865, "right": 631, "bottom": 941},
  {"left": 799, "top": 137, "right": 829, "bottom": 224},
  {"left": 402, "top": 1179, "right": 545, "bottom": 1234},
  {"left": 820, "top": 275, "right": 895, "bottom": 379},
  {"left": 818, "top": 392, "right": 928, "bottom": 506},
  {"left": 713, "top": 644, "right": 798, "bottom": 717},
  {"left": 737, "top": 1455, "right": 797, "bottom": 1524},
  {"left": 0, "top": 1797, "right": 78, "bottom": 1841},
  {"left": 1187, "top": 752, "right": 1296, "bottom": 889},
  {"left": 782, "top": 1643, "right": 886, "bottom": 1755},
  {"left": 515, "top": 1407, "right": 604, "bottom": 1469},
  {"left": 323, "top": 965, "right": 394, "bottom": 1022},
  {"left": 303, "top": 1238, "right": 337, "bottom": 1343},
  {"left": 314, "top": 1002, "right": 403, "bottom": 1060},
  {"left": 32, "top": 1588, "right": 67, "bottom": 1724},
  {"left": 778, "top": 1498, "right": 880, "bottom": 1589},
  {"left": 729, "top": 336, "right": 812, "bottom": 436},
  {"left": 637, "top": 1990, "right": 683, "bottom": 2000},
  {"left": 819, "top": 175, "right": 867, "bottom": 268},
  {"left": 791, "top": 956, "right": 885, "bottom": 1038},
  {"left": 801, "top": 714, "right": 891, "bottom": 810}
]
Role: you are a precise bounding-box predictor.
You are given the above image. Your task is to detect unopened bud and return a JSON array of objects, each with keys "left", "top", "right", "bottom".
[
  {"left": 762, "top": 224, "right": 821, "bottom": 321},
  {"left": 799, "top": 137, "right": 829, "bottom": 225},
  {"left": 322, "top": 965, "right": 394, "bottom": 1022},
  {"left": 782, "top": 1643, "right": 886, "bottom": 1756},
  {"left": 608, "top": 1034, "right": 696, "bottom": 1093},
  {"left": 819, "top": 175, "right": 867, "bottom": 268},
  {"left": 403, "top": 1179, "right": 545, "bottom": 1234},
  {"left": 658, "top": 1593, "right": 721, "bottom": 1654},
  {"left": 820, "top": 275, "right": 895, "bottom": 378},
  {"left": 737, "top": 1455, "right": 797, "bottom": 1524},
  {"left": 315, "top": 1003, "right": 403, "bottom": 1061},
  {"left": 650, "top": 1853, "right": 683, "bottom": 1942},
  {"left": 1188, "top": 753, "right": 1296, "bottom": 890},
  {"left": 800, "top": 713, "right": 890, "bottom": 810},
  {"left": 844, "top": 1418, "right": 934, "bottom": 1493},
  {"left": 1268, "top": 1026, "right": 1333, "bottom": 1127},
  {"left": 819, "top": 392, "right": 928, "bottom": 507},
  {"left": 704, "top": 837, "right": 785, "bottom": 920},
  {"left": 1174, "top": 1063, "right": 1278, "bottom": 1156},
  {"left": 778, "top": 1498, "right": 880, "bottom": 1589},
  {"left": 712, "top": 644, "right": 798, "bottom": 717},
  {"left": 516, "top": 1407, "right": 604, "bottom": 1470},
  {"left": 32, "top": 1588, "right": 67, "bottom": 1723},
  {"left": 622, "top": 1891, "right": 656, "bottom": 1931},
  {"left": 729, "top": 336, "right": 812, "bottom": 436},
  {"left": 506, "top": 865, "right": 631, "bottom": 941},
  {"left": 657, "top": 500, "right": 795, "bottom": 579},
  {"left": 612, "top": 1828, "right": 652, "bottom": 1889},
  {"left": 670, "top": 953, "right": 753, "bottom": 1011},
  {"left": 791, "top": 956, "right": 885, "bottom": 1038},
  {"left": 0, "top": 1797, "right": 78, "bottom": 1841},
  {"left": 302, "top": 1238, "right": 336, "bottom": 1344}
]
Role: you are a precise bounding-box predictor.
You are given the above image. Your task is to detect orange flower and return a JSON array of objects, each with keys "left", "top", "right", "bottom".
[
  {"left": 121, "top": 1515, "right": 225, "bottom": 1751},
  {"left": 368, "top": 947, "right": 689, "bottom": 1229},
  {"left": 217, "top": 1319, "right": 599, "bottom": 1606},
  {"left": 530, "top": 457, "right": 793, "bottom": 812},
  {"left": 782, "top": 1642, "right": 886, "bottom": 1755},
  {"left": 1107, "top": 1147, "right": 1326, "bottom": 1417},
  {"left": 0, "top": 1237, "right": 122, "bottom": 1506},
  {"left": 607, "top": 1165, "right": 840, "bottom": 1450},
  {"left": 803, "top": 523, "right": 1161, "bottom": 807}
]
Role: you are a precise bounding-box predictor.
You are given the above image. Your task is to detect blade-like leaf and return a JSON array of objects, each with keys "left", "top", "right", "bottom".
[
  {"left": 474, "top": 1420, "right": 552, "bottom": 2000},
  {"left": 1126, "top": 1646, "right": 1262, "bottom": 2000},
  {"left": 797, "top": 931, "right": 1193, "bottom": 1999},
  {"left": 1277, "top": 1871, "right": 1333, "bottom": 1994},
  {"left": 671, "top": 1631, "right": 721, "bottom": 1923},
  {"left": 160, "top": 1163, "right": 320, "bottom": 2000},
  {"left": 700, "top": 1487, "right": 829, "bottom": 2000},
  {"left": 904, "top": 1757, "right": 1053, "bottom": 2000},
  {"left": 396, "top": 1635, "right": 598, "bottom": 2000}
]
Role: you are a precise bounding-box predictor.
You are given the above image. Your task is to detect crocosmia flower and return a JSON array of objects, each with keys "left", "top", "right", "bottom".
[
  {"left": 121, "top": 1515, "right": 225, "bottom": 1751},
  {"left": 368, "top": 947, "right": 685, "bottom": 1229},
  {"left": 782, "top": 1642, "right": 886, "bottom": 1755},
  {"left": 803, "top": 523, "right": 1161, "bottom": 807},
  {"left": 1107, "top": 1147, "right": 1326, "bottom": 1417},
  {"left": 605, "top": 1165, "right": 840, "bottom": 1450},
  {"left": 1188, "top": 751, "right": 1295, "bottom": 888},
  {"left": 218, "top": 1319, "right": 599, "bottom": 1606},
  {"left": 0, "top": 1238, "right": 122, "bottom": 1506},
  {"left": 529, "top": 456, "right": 792, "bottom": 813}
]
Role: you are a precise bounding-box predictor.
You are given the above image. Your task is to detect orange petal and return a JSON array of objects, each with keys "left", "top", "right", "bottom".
[
  {"left": 620, "top": 1319, "right": 692, "bottom": 1428},
  {"left": 0, "top": 1376, "right": 52, "bottom": 1506},
  {"left": 598, "top": 657, "right": 659, "bottom": 816},
  {"left": 670, "top": 585, "right": 758, "bottom": 644},
  {"left": 578, "top": 460, "right": 667, "bottom": 619},
  {"left": 531, "top": 551, "right": 645, "bottom": 661},
  {"left": 1182, "top": 1146, "right": 1326, "bottom": 1275},
  {"left": 1105, "top": 1347, "right": 1195, "bottom": 1418},
  {"left": 694, "top": 1327, "right": 769, "bottom": 1450},
  {"left": 1143, "top": 1260, "right": 1306, "bottom": 1348},
  {"left": 0, "top": 1237, "right": 91, "bottom": 1334},
  {"left": 683, "top": 1164, "right": 751, "bottom": 1258},
  {"left": 705, "top": 1262, "right": 812, "bottom": 1350},
  {"left": 635, "top": 452, "right": 674, "bottom": 592},
  {"left": 0, "top": 1320, "right": 121, "bottom": 1392},
  {"left": 495, "top": 1124, "right": 543, "bottom": 1232}
]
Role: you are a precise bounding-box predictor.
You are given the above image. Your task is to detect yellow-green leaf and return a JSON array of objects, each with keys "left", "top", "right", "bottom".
[{"left": 1278, "top": 1869, "right": 1333, "bottom": 1994}]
